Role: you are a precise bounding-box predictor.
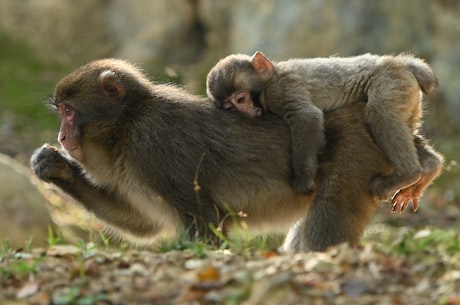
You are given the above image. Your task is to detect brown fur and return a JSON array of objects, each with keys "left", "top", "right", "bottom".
[
  {"left": 206, "top": 52, "right": 443, "bottom": 210},
  {"left": 31, "top": 59, "right": 437, "bottom": 251}
]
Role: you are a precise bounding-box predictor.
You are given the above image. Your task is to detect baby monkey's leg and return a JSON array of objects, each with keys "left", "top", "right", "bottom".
[
  {"left": 367, "top": 67, "right": 424, "bottom": 200},
  {"left": 391, "top": 135, "right": 443, "bottom": 212},
  {"left": 284, "top": 103, "right": 325, "bottom": 194}
]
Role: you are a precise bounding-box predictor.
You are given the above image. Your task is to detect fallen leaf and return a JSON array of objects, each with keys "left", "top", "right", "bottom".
[
  {"left": 197, "top": 266, "right": 220, "bottom": 282},
  {"left": 16, "top": 281, "right": 39, "bottom": 299},
  {"left": 47, "top": 245, "right": 81, "bottom": 256},
  {"left": 447, "top": 296, "right": 460, "bottom": 305},
  {"left": 258, "top": 250, "right": 278, "bottom": 259}
]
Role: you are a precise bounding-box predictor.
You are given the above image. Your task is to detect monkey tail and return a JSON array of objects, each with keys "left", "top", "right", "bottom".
[{"left": 397, "top": 53, "right": 438, "bottom": 94}]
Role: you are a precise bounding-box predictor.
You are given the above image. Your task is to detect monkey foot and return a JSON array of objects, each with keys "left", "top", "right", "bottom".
[
  {"left": 293, "top": 177, "right": 317, "bottom": 195},
  {"left": 390, "top": 187, "right": 421, "bottom": 213},
  {"left": 391, "top": 161, "right": 443, "bottom": 213},
  {"left": 370, "top": 172, "right": 422, "bottom": 202}
]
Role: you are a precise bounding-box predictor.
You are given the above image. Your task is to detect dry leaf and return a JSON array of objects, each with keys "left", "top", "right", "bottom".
[
  {"left": 46, "top": 245, "right": 81, "bottom": 256},
  {"left": 16, "top": 281, "right": 39, "bottom": 299},
  {"left": 197, "top": 266, "right": 220, "bottom": 282}
]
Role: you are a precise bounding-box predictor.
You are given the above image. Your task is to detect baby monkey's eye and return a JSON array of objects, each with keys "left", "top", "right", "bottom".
[
  {"left": 223, "top": 102, "right": 234, "bottom": 110},
  {"left": 235, "top": 92, "right": 247, "bottom": 104}
]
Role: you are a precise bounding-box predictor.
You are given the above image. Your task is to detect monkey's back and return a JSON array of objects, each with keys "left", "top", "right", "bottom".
[
  {"left": 123, "top": 87, "right": 311, "bottom": 233},
  {"left": 275, "top": 54, "right": 384, "bottom": 110}
]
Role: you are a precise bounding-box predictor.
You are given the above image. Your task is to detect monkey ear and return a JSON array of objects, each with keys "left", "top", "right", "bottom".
[
  {"left": 251, "top": 51, "right": 275, "bottom": 80},
  {"left": 99, "top": 70, "right": 127, "bottom": 100}
]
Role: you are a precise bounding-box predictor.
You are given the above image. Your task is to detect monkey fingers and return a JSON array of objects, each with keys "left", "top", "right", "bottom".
[
  {"left": 391, "top": 155, "right": 443, "bottom": 214},
  {"left": 390, "top": 188, "right": 420, "bottom": 213},
  {"left": 31, "top": 144, "right": 74, "bottom": 182}
]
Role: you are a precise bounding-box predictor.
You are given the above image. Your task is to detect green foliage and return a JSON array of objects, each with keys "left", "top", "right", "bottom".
[
  {"left": 10, "top": 260, "right": 39, "bottom": 275},
  {"left": 157, "top": 204, "right": 284, "bottom": 257},
  {"left": 0, "top": 33, "right": 65, "bottom": 134},
  {"left": 98, "top": 231, "right": 111, "bottom": 250},
  {"left": 53, "top": 286, "right": 108, "bottom": 305},
  {"left": 47, "top": 225, "right": 64, "bottom": 247},
  {"left": 0, "top": 255, "right": 41, "bottom": 280},
  {"left": 158, "top": 234, "right": 208, "bottom": 259},
  {"left": 391, "top": 228, "right": 460, "bottom": 256},
  {"left": 209, "top": 207, "right": 283, "bottom": 255},
  {"left": 0, "top": 240, "right": 12, "bottom": 258}
]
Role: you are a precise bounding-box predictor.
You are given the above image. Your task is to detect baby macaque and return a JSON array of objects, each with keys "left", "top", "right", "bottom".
[{"left": 206, "top": 52, "right": 438, "bottom": 204}]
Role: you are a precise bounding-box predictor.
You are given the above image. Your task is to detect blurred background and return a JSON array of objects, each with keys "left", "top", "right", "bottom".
[{"left": 0, "top": 0, "right": 458, "bottom": 247}]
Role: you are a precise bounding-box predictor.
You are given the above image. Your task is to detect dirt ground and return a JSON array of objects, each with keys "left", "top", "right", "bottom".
[{"left": 1, "top": 223, "right": 460, "bottom": 305}]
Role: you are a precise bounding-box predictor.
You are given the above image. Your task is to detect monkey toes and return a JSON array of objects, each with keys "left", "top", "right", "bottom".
[
  {"left": 31, "top": 144, "right": 73, "bottom": 182},
  {"left": 369, "top": 171, "right": 422, "bottom": 202},
  {"left": 293, "top": 176, "right": 317, "bottom": 195},
  {"left": 391, "top": 157, "right": 443, "bottom": 213},
  {"left": 391, "top": 188, "right": 420, "bottom": 213}
]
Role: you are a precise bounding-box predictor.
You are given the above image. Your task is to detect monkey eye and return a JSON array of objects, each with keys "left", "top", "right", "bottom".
[
  {"left": 58, "top": 103, "right": 75, "bottom": 121},
  {"left": 222, "top": 102, "right": 234, "bottom": 111},
  {"left": 235, "top": 92, "right": 246, "bottom": 104}
]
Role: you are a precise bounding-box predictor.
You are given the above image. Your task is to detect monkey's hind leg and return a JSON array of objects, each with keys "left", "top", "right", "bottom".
[
  {"left": 391, "top": 135, "right": 443, "bottom": 212},
  {"left": 367, "top": 69, "right": 424, "bottom": 201}
]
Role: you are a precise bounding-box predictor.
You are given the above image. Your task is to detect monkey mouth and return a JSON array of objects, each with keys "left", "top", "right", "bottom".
[{"left": 58, "top": 137, "right": 82, "bottom": 161}]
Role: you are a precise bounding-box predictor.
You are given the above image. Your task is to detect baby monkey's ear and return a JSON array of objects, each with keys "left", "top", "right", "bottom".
[{"left": 251, "top": 51, "right": 275, "bottom": 81}]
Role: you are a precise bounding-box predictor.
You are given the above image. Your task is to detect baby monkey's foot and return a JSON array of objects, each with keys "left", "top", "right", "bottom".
[
  {"left": 293, "top": 175, "right": 317, "bottom": 195},
  {"left": 390, "top": 164, "right": 442, "bottom": 213},
  {"left": 391, "top": 187, "right": 420, "bottom": 213},
  {"left": 370, "top": 172, "right": 422, "bottom": 201}
]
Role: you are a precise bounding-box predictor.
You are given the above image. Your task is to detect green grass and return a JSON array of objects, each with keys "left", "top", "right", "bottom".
[{"left": 391, "top": 228, "right": 460, "bottom": 256}]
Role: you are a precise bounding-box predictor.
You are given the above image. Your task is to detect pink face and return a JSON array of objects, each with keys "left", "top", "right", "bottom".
[
  {"left": 222, "top": 90, "right": 262, "bottom": 118},
  {"left": 57, "top": 103, "right": 83, "bottom": 161}
]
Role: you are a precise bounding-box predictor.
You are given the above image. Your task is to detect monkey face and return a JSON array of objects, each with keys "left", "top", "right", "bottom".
[
  {"left": 51, "top": 60, "right": 135, "bottom": 162},
  {"left": 222, "top": 90, "right": 262, "bottom": 118},
  {"left": 56, "top": 103, "right": 83, "bottom": 161},
  {"left": 206, "top": 53, "right": 271, "bottom": 119}
]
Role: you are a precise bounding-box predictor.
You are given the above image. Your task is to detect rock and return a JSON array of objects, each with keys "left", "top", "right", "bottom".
[
  {"left": 0, "top": 153, "right": 52, "bottom": 248},
  {"left": 109, "top": 0, "right": 205, "bottom": 65},
  {"left": 0, "top": 0, "right": 458, "bottom": 123},
  {"left": 201, "top": 0, "right": 434, "bottom": 59},
  {"left": 0, "top": 0, "right": 111, "bottom": 64},
  {"left": 0, "top": 153, "right": 104, "bottom": 248}
]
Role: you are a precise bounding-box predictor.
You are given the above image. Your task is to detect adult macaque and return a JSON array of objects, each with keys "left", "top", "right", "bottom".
[
  {"left": 31, "top": 59, "right": 442, "bottom": 251},
  {"left": 206, "top": 52, "right": 439, "bottom": 206}
]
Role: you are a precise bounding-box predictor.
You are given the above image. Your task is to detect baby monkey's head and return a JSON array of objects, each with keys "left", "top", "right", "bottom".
[{"left": 206, "top": 52, "right": 275, "bottom": 118}]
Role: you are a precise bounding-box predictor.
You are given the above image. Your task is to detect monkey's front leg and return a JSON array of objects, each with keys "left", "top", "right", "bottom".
[
  {"left": 31, "top": 144, "right": 108, "bottom": 207},
  {"left": 31, "top": 144, "right": 159, "bottom": 237}
]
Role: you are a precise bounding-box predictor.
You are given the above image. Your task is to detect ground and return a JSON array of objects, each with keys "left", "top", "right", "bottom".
[{"left": 1, "top": 223, "right": 460, "bottom": 305}]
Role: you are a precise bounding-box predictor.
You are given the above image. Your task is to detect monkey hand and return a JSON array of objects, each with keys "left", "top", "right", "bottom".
[{"left": 30, "top": 144, "right": 74, "bottom": 182}]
